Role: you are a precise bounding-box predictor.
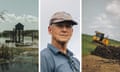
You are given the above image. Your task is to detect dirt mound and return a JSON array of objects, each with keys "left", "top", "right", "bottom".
[{"left": 91, "top": 46, "right": 120, "bottom": 60}]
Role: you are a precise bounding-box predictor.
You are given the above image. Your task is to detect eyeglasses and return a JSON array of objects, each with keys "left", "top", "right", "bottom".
[{"left": 51, "top": 24, "right": 73, "bottom": 30}]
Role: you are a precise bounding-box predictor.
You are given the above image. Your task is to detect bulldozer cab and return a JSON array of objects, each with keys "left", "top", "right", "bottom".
[
  {"left": 93, "top": 31, "right": 109, "bottom": 46},
  {"left": 95, "top": 31, "right": 104, "bottom": 41}
]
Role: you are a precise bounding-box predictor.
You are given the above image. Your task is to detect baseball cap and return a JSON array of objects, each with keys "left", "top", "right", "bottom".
[{"left": 50, "top": 11, "right": 77, "bottom": 25}]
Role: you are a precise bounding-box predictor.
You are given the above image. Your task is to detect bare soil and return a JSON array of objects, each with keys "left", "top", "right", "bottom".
[{"left": 82, "top": 55, "right": 120, "bottom": 72}]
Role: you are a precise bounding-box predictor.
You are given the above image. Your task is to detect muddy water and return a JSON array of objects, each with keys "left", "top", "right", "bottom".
[
  {"left": 0, "top": 56, "right": 38, "bottom": 72},
  {"left": 0, "top": 62, "right": 38, "bottom": 72},
  {"left": 0, "top": 37, "right": 38, "bottom": 72}
]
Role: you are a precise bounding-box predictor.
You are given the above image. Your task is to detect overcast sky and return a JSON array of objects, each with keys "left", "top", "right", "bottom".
[
  {"left": 0, "top": 0, "right": 38, "bottom": 32},
  {"left": 40, "top": 0, "right": 80, "bottom": 60},
  {"left": 83, "top": 0, "right": 120, "bottom": 41}
]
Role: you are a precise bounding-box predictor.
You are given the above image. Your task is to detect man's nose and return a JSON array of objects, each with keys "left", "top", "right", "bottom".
[{"left": 62, "top": 26, "right": 68, "bottom": 31}]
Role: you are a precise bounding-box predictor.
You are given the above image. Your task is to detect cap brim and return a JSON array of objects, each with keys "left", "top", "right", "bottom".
[{"left": 52, "top": 20, "right": 77, "bottom": 25}]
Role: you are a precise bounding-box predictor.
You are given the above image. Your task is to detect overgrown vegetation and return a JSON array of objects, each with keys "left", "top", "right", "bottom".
[
  {"left": 0, "top": 46, "right": 38, "bottom": 64},
  {"left": 82, "top": 34, "right": 96, "bottom": 56}
]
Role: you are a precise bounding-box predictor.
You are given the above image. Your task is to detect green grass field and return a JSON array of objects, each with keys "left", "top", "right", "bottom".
[{"left": 82, "top": 34, "right": 120, "bottom": 56}]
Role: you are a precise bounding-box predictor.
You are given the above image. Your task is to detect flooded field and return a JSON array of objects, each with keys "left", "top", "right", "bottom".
[
  {"left": 0, "top": 37, "right": 39, "bottom": 72},
  {"left": 0, "top": 61, "right": 38, "bottom": 72},
  {"left": 0, "top": 50, "right": 38, "bottom": 72}
]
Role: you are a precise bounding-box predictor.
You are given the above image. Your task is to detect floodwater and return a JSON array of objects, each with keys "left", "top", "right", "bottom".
[
  {"left": 0, "top": 62, "right": 38, "bottom": 72},
  {"left": 0, "top": 37, "right": 38, "bottom": 72},
  {"left": 0, "top": 56, "right": 38, "bottom": 72}
]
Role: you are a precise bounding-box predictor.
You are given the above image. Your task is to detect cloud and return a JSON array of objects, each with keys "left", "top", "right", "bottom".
[
  {"left": 88, "top": 0, "right": 120, "bottom": 41},
  {"left": 0, "top": 11, "right": 38, "bottom": 32},
  {"left": 90, "top": 0, "right": 120, "bottom": 29},
  {"left": 106, "top": 0, "right": 120, "bottom": 17},
  {"left": 90, "top": 13, "right": 115, "bottom": 29},
  {"left": 105, "top": 0, "right": 120, "bottom": 27}
]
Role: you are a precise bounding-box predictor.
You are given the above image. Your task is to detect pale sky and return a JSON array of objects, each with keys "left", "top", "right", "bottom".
[
  {"left": 83, "top": 0, "right": 120, "bottom": 41},
  {"left": 0, "top": 0, "right": 38, "bottom": 32},
  {"left": 40, "top": 0, "right": 80, "bottom": 60},
  {"left": 0, "top": 0, "right": 38, "bottom": 16}
]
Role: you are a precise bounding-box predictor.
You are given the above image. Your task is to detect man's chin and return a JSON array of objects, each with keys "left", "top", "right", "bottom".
[{"left": 58, "top": 40, "right": 68, "bottom": 44}]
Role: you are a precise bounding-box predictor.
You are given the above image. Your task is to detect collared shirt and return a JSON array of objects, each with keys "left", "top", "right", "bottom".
[{"left": 41, "top": 44, "right": 80, "bottom": 72}]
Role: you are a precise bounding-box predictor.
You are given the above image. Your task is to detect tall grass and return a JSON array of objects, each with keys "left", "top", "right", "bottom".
[{"left": 82, "top": 34, "right": 96, "bottom": 56}]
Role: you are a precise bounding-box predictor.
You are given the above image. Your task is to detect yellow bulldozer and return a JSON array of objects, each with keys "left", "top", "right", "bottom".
[{"left": 93, "top": 31, "right": 109, "bottom": 46}]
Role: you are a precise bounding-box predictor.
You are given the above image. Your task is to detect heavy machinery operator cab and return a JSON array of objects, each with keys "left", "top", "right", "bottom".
[
  {"left": 95, "top": 31, "right": 104, "bottom": 41},
  {"left": 93, "top": 31, "right": 109, "bottom": 46}
]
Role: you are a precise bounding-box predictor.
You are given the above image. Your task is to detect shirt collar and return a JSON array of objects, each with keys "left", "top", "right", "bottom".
[{"left": 47, "top": 43, "right": 73, "bottom": 56}]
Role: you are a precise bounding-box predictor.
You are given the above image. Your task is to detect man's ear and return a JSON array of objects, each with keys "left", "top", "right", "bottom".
[
  {"left": 72, "top": 28, "right": 73, "bottom": 33},
  {"left": 48, "top": 26, "right": 52, "bottom": 34}
]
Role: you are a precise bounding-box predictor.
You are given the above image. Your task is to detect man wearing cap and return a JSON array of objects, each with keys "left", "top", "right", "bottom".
[{"left": 41, "top": 11, "right": 80, "bottom": 72}]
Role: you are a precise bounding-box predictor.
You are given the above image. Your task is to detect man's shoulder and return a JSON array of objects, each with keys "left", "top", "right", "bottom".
[
  {"left": 41, "top": 48, "right": 50, "bottom": 54},
  {"left": 41, "top": 48, "right": 53, "bottom": 57},
  {"left": 41, "top": 48, "right": 55, "bottom": 64}
]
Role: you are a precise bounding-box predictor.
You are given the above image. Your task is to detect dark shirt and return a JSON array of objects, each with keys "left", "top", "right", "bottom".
[{"left": 41, "top": 44, "right": 80, "bottom": 72}]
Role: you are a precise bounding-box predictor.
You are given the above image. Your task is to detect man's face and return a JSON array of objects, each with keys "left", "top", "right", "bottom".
[{"left": 48, "top": 22, "right": 73, "bottom": 43}]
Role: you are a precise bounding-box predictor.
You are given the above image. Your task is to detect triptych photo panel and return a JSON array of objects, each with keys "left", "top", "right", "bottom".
[
  {"left": 0, "top": 0, "right": 120, "bottom": 72},
  {"left": 0, "top": 0, "right": 38, "bottom": 72},
  {"left": 82, "top": 0, "right": 120, "bottom": 72},
  {"left": 41, "top": 0, "right": 80, "bottom": 72}
]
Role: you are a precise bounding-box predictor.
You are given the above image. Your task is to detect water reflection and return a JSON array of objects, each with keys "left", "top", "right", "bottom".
[
  {"left": 0, "top": 62, "right": 38, "bottom": 72},
  {"left": 0, "top": 37, "right": 38, "bottom": 72},
  {"left": 0, "top": 63, "right": 9, "bottom": 72}
]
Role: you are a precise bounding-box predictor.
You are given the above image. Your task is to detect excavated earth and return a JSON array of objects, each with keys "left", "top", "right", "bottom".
[{"left": 91, "top": 45, "right": 120, "bottom": 60}]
